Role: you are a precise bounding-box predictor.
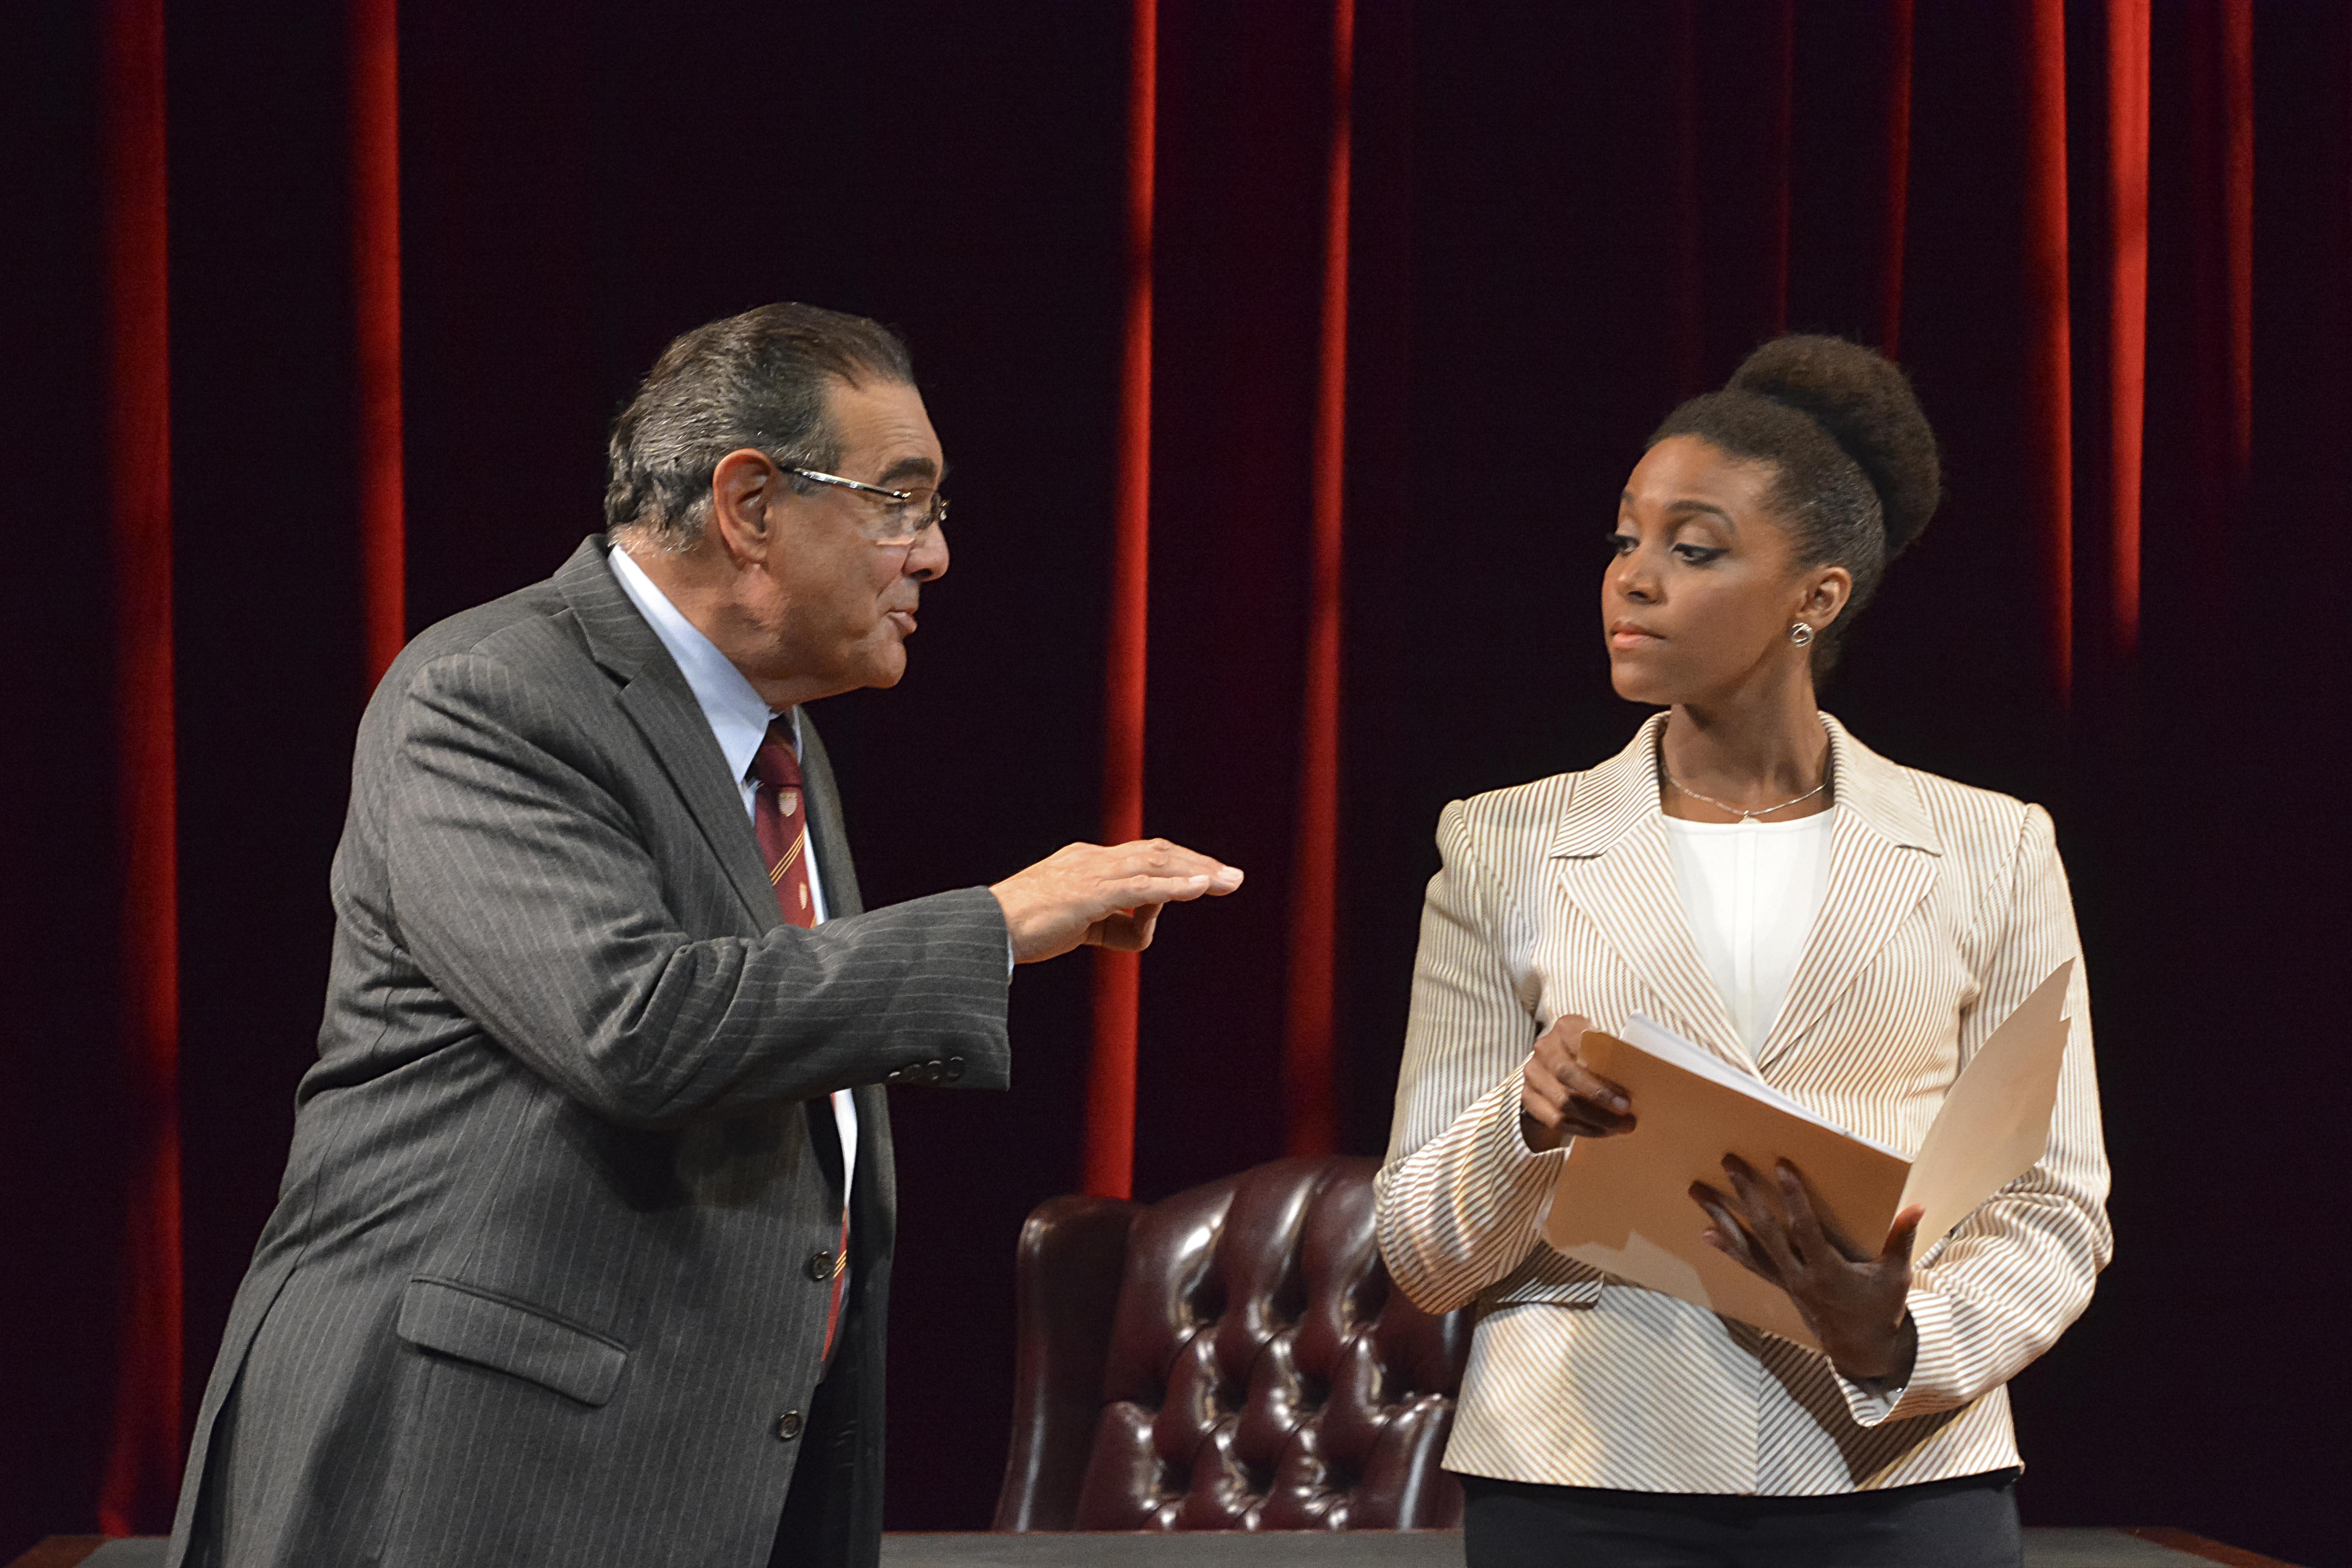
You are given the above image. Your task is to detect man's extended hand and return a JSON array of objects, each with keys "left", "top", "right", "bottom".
[{"left": 989, "top": 839, "right": 1244, "bottom": 964}]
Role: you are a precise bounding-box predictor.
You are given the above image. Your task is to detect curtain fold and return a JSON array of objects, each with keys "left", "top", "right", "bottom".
[
  {"left": 2024, "top": 0, "right": 2076, "bottom": 700},
  {"left": 1083, "top": 0, "right": 1157, "bottom": 1203},
  {"left": 96, "top": 0, "right": 181, "bottom": 1537},
  {"left": 1280, "top": 0, "right": 1354, "bottom": 1161},
  {"left": 352, "top": 0, "right": 405, "bottom": 687}
]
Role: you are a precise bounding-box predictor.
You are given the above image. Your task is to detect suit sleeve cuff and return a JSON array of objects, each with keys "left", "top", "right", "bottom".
[
  {"left": 1835, "top": 1286, "right": 1957, "bottom": 1428},
  {"left": 1470, "top": 1074, "right": 1570, "bottom": 1227}
]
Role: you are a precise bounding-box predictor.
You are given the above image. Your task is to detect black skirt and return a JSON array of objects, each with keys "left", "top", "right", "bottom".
[{"left": 1460, "top": 1469, "right": 2024, "bottom": 1568}]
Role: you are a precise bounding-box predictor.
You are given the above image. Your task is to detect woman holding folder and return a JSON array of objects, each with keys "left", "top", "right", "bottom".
[{"left": 1374, "top": 336, "right": 2110, "bottom": 1567}]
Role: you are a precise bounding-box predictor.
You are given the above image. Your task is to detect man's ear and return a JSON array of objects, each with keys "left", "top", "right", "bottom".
[{"left": 709, "top": 448, "right": 783, "bottom": 567}]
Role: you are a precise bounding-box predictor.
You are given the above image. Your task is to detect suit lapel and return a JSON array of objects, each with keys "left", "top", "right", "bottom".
[
  {"left": 798, "top": 711, "right": 891, "bottom": 1245},
  {"left": 554, "top": 537, "right": 780, "bottom": 932},
  {"left": 1550, "top": 715, "right": 1749, "bottom": 1067},
  {"left": 1753, "top": 716, "right": 1942, "bottom": 1073},
  {"left": 796, "top": 711, "right": 866, "bottom": 917}
]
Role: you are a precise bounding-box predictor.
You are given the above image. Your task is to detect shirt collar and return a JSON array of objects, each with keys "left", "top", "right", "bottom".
[{"left": 606, "top": 544, "right": 789, "bottom": 791}]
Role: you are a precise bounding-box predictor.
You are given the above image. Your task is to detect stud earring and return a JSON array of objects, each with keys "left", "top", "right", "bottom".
[{"left": 1788, "top": 622, "right": 1815, "bottom": 647}]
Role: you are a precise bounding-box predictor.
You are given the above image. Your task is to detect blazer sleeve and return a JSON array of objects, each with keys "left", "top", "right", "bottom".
[
  {"left": 380, "top": 649, "right": 1013, "bottom": 1131},
  {"left": 1842, "top": 802, "right": 2114, "bottom": 1426},
  {"left": 1374, "top": 801, "right": 1564, "bottom": 1314}
]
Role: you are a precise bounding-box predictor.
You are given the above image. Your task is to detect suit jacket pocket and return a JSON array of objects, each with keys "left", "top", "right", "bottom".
[
  {"left": 1483, "top": 1248, "right": 1607, "bottom": 1310},
  {"left": 396, "top": 1276, "right": 630, "bottom": 1407}
]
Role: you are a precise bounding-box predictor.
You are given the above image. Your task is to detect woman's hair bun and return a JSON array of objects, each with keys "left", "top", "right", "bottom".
[{"left": 1726, "top": 335, "right": 1941, "bottom": 559}]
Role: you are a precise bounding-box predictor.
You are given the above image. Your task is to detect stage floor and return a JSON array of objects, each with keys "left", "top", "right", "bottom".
[{"left": 12, "top": 1528, "right": 2296, "bottom": 1567}]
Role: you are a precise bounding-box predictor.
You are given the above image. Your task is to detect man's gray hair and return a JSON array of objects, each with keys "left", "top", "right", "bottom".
[{"left": 604, "top": 302, "right": 915, "bottom": 552}]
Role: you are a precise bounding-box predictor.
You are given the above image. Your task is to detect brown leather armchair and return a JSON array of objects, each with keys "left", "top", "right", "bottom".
[{"left": 992, "top": 1156, "right": 1473, "bottom": 1532}]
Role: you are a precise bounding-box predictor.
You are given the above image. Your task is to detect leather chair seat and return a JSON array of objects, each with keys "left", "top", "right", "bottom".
[{"left": 993, "top": 1156, "right": 1472, "bottom": 1532}]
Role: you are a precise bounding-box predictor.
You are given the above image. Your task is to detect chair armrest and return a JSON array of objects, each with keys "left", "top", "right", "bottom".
[{"left": 992, "top": 1194, "right": 1138, "bottom": 1531}]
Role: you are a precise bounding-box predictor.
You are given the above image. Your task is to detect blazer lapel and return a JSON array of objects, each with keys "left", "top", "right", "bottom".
[
  {"left": 1753, "top": 715, "right": 1942, "bottom": 1073},
  {"left": 554, "top": 537, "right": 780, "bottom": 932},
  {"left": 795, "top": 711, "right": 866, "bottom": 917},
  {"left": 1550, "top": 715, "right": 1749, "bottom": 1067}
]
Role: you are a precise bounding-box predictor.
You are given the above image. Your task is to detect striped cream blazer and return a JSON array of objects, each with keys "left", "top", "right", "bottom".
[{"left": 1375, "top": 712, "right": 2110, "bottom": 1495}]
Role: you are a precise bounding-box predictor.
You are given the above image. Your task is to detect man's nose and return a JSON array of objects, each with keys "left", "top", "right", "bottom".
[{"left": 906, "top": 523, "right": 949, "bottom": 583}]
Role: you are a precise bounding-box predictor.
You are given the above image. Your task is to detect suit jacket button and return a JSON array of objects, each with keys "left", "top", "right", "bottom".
[
  {"left": 807, "top": 1250, "right": 835, "bottom": 1281},
  {"left": 942, "top": 1056, "right": 965, "bottom": 1082},
  {"left": 775, "top": 1411, "right": 804, "bottom": 1441}
]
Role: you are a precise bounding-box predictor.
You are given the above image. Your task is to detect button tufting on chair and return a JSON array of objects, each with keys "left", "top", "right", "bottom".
[{"left": 993, "top": 1156, "right": 1473, "bottom": 1533}]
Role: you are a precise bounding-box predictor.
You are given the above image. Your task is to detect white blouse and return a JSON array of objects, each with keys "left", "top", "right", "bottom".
[{"left": 1663, "top": 809, "right": 1836, "bottom": 1058}]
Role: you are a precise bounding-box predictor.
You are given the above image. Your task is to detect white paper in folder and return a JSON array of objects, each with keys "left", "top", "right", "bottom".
[{"left": 1539, "top": 962, "right": 2073, "bottom": 1349}]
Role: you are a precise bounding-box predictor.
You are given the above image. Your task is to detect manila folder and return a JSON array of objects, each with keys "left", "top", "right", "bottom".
[{"left": 1539, "top": 962, "right": 2073, "bottom": 1350}]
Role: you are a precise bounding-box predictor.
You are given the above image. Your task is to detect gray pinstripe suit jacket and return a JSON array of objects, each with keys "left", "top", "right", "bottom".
[{"left": 166, "top": 537, "right": 1013, "bottom": 1568}]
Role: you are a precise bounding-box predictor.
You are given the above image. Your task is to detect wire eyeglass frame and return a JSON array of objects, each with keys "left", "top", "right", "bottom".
[{"left": 784, "top": 464, "right": 949, "bottom": 548}]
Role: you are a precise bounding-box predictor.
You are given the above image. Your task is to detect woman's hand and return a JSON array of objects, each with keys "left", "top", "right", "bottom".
[
  {"left": 1689, "top": 1155, "right": 1922, "bottom": 1387},
  {"left": 1519, "top": 1014, "right": 1636, "bottom": 1151}
]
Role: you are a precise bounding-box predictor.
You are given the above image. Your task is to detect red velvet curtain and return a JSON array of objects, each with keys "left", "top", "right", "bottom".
[
  {"left": 94, "top": 0, "right": 181, "bottom": 1535},
  {"left": 3, "top": 3, "right": 2348, "bottom": 1561}
]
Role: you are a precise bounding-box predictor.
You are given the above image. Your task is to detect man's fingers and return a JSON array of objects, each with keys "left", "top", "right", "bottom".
[
  {"left": 1087, "top": 902, "right": 1166, "bottom": 952},
  {"left": 1110, "top": 873, "right": 1224, "bottom": 907},
  {"left": 1105, "top": 840, "right": 1243, "bottom": 889}
]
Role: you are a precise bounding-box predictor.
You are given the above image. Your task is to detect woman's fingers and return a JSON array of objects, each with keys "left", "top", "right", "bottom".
[
  {"left": 1517, "top": 1085, "right": 1632, "bottom": 1142},
  {"left": 1552, "top": 1035, "right": 1630, "bottom": 1116},
  {"left": 1720, "top": 1156, "right": 1808, "bottom": 1278},
  {"left": 1880, "top": 1204, "right": 1926, "bottom": 1267},
  {"left": 1562, "top": 1070, "right": 1632, "bottom": 1121},
  {"left": 1523, "top": 1032, "right": 1636, "bottom": 1138},
  {"left": 1549, "top": 1065, "right": 1634, "bottom": 1132},
  {"left": 1772, "top": 1160, "right": 1864, "bottom": 1265},
  {"left": 1690, "top": 1182, "right": 1779, "bottom": 1283}
]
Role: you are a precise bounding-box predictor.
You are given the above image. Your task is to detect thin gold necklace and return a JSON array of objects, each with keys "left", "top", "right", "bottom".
[{"left": 1664, "top": 770, "right": 1829, "bottom": 821}]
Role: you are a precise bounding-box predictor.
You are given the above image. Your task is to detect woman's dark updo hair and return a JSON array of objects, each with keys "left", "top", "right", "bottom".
[{"left": 1648, "top": 334, "right": 1941, "bottom": 653}]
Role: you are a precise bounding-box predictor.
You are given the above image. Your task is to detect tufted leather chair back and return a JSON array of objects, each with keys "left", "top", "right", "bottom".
[{"left": 992, "top": 1157, "right": 1472, "bottom": 1532}]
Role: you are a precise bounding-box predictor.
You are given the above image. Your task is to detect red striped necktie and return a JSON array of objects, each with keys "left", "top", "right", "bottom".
[{"left": 750, "top": 718, "right": 849, "bottom": 1364}]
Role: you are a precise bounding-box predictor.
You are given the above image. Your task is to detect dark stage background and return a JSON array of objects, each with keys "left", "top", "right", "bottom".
[{"left": 4, "top": 2, "right": 2349, "bottom": 1564}]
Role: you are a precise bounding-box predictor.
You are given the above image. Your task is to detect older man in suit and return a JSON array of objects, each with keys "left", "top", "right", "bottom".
[{"left": 166, "top": 303, "right": 1241, "bottom": 1568}]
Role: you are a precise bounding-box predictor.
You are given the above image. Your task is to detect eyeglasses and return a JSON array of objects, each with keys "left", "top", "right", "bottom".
[{"left": 784, "top": 465, "right": 949, "bottom": 548}]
